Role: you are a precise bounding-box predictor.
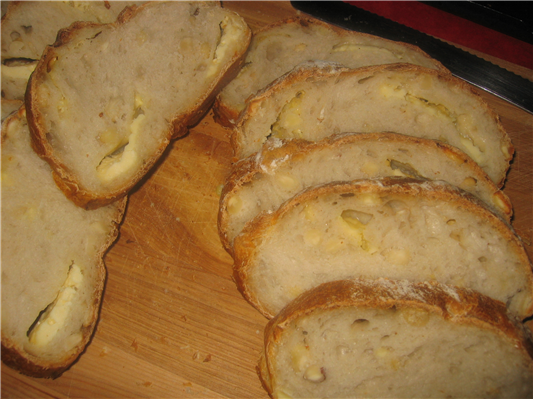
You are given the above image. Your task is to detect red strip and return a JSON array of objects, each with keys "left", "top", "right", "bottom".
[{"left": 346, "top": 1, "right": 533, "bottom": 69}]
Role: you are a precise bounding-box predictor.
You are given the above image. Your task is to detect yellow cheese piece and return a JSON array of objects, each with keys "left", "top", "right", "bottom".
[
  {"left": 28, "top": 264, "right": 84, "bottom": 347},
  {"left": 1, "top": 63, "right": 36, "bottom": 80}
]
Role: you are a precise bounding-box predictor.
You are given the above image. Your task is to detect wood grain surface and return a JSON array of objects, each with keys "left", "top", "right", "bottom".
[{"left": 2, "top": 2, "right": 532, "bottom": 398}]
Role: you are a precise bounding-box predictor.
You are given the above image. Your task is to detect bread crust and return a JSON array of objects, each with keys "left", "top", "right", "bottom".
[
  {"left": 259, "top": 278, "right": 533, "bottom": 397},
  {"left": 218, "top": 132, "right": 512, "bottom": 254},
  {"left": 25, "top": 2, "right": 251, "bottom": 209},
  {"left": 213, "top": 16, "right": 449, "bottom": 127},
  {"left": 232, "top": 177, "right": 533, "bottom": 319},
  {"left": 231, "top": 62, "right": 514, "bottom": 187}
]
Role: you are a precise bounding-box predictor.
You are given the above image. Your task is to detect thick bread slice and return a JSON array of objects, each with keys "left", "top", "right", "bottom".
[
  {"left": 26, "top": 1, "right": 251, "bottom": 209},
  {"left": 218, "top": 132, "right": 512, "bottom": 253},
  {"left": 1, "top": 1, "right": 144, "bottom": 100},
  {"left": 213, "top": 17, "right": 448, "bottom": 127},
  {"left": 233, "top": 177, "right": 533, "bottom": 319},
  {"left": 232, "top": 62, "right": 513, "bottom": 187},
  {"left": 259, "top": 278, "right": 533, "bottom": 399},
  {"left": 1, "top": 107, "right": 127, "bottom": 378}
]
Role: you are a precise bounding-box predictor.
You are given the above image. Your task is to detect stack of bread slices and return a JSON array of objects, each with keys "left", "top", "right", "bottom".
[
  {"left": 217, "top": 17, "right": 533, "bottom": 398},
  {"left": 1, "top": 1, "right": 251, "bottom": 378}
]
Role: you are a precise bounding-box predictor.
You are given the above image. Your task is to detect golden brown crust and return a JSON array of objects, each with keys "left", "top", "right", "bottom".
[
  {"left": 232, "top": 177, "right": 532, "bottom": 319},
  {"left": 212, "top": 95, "right": 240, "bottom": 128},
  {"left": 25, "top": 2, "right": 251, "bottom": 209},
  {"left": 257, "top": 351, "right": 274, "bottom": 398},
  {"left": 260, "top": 278, "right": 533, "bottom": 395}
]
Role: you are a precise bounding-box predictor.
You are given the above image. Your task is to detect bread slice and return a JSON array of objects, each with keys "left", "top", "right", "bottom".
[
  {"left": 232, "top": 62, "right": 513, "bottom": 187},
  {"left": 1, "top": 1, "right": 144, "bottom": 101},
  {"left": 26, "top": 1, "right": 251, "bottom": 209},
  {"left": 259, "top": 278, "right": 533, "bottom": 399},
  {"left": 233, "top": 177, "right": 533, "bottom": 320},
  {"left": 218, "top": 132, "right": 512, "bottom": 253},
  {"left": 1, "top": 107, "right": 127, "bottom": 378},
  {"left": 212, "top": 16, "right": 448, "bottom": 127}
]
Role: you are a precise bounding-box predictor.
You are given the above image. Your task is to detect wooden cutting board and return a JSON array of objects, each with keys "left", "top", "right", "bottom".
[{"left": 2, "top": 2, "right": 532, "bottom": 398}]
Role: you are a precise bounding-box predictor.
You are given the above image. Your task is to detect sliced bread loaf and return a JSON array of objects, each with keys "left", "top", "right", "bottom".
[
  {"left": 26, "top": 1, "right": 251, "bottom": 209},
  {"left": 1, "top": 107, "right": 127, "bottom": 378},
  {"left": 218, "top": 132, "right": 512, "bottom": 253},
  {"left": 1, "top": 1, "right": 144, "bottom": 101},
  {"left": 213, "top": 17, "right": 448, "bottom": 127},
  {"left": 259, "top": 278, "right": 533, "bottom": 398},
  {"left": 232, "top": 62, "right": 513, "bottom": 187},
  {"left": 232, "top": 178, "right": 533, "bottom": 319}
]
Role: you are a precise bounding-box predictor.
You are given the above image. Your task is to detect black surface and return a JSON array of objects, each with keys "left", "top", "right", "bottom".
[
  {"left": 421, "top": 1, "right": 533, "bottom": 45},
  {"left": 291, "top": 1, "right": 533, "bottom": 114}
]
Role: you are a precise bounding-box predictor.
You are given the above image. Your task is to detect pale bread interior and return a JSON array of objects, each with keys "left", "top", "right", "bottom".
[
  {"left": 1, "top": 1, "right": 143, "bottom": 100},
  {"left": 221, "top": 133, "right": 511, "bottom": 250},
  {"left": 239, "top": 180, "right": 531, "bottom": 318},
  {"left": 1, "top": 108, "right": 124, "bottom": 364},
  {"left": 29, "top": 2, "right": 250, "bottom": 198},
  {"left": 235, "top": 64, "right": 512, "bottom": 186},
  {"left": 216, "top": 18, "right": 445, "bottom": 122},
  {"left": 269, "top": 305, "right": 533, "bottom": 398}
]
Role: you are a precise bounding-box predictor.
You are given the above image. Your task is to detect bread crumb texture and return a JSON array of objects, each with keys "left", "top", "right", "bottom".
[
  {"left": 216, "top": 17, "right": 446, "bottom": 122},
  {"left": 28, "top": 1, "right": 250, "bottom": 200},
  {"left": 219, "top": 132, "right": 511, "bottom": 253},
  {"left": 234, "top": 64, "right": 512, "bottom": 186},
  {"left": 1, "top": 109, "right": 124, "bottom": 375},
  {"left": 262, "top": 279, "right": 533, "bottom": 398},
  {"left": 236, "top": 179, "right": 532, "bottom": 319}
]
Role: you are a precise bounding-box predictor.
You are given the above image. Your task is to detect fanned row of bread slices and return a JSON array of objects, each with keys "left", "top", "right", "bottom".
[
  {"left": 1, "top": 1, "right": 251, "bottom": 378},
  {"left": 2, "top": 2, "right": 532, "bottom": 396},
  {"left": 216, "top": 16, "right": 533, "bottom": 399}
]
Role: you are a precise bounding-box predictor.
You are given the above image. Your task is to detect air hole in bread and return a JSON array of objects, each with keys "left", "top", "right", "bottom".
[
  {"left": 10, "top": 31, "right": 21, "bottom": 41},
  {"left": 26, "top": 304, "right": 51, "bottom": 338},
  {"left": 3, "top": 57, "right": 35, "bottom": 67},
  {"left": 87, "top": 31, "right": 102, "bottom": 41},
  {"left": 351, "top": 318, "right": 369, "bottom": 327},
  {"left": 191, "top": 6, "right": 200, "bottom": 17},
  {"left": 45, "top": 132, "right": 56, "bottom": 146}
]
